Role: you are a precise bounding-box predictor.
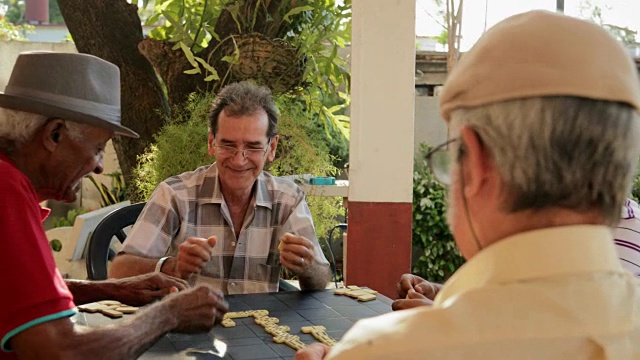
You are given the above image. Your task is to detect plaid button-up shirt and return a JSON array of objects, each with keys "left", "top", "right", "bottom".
[{"left": 121, "top": 164, "right": 327, "bottom": 294}]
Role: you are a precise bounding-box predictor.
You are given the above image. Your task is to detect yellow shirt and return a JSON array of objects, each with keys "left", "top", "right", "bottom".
[{"left": 326, "top": 225, "right": 640, "bottom": 360}]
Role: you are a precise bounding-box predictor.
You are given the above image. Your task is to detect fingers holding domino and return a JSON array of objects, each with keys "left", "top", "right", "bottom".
[{"left": 279, "top": 232, "right": 312, "bottom": 272}]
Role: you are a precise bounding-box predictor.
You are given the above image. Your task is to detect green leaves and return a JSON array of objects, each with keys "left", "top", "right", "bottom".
[
  {"left": 150, "top": 0, "right": 223, "bottom": 53},
  {"left": 51, "top": 208, "right": 88, "bottom": 228},
  {"left": 412, "top": 143, "right": 464, "bottom": 283},
  {"left": 283, "top": 5, "right": 314, "bottom": 23},
  {"left": 0, "top": 15, "right": 34, "bottom": 41},
  {"left": 88, "top": 172, "right": 128, "bottom": 208},
  {"left": 145, "top": 0, "right": 352, "bottom": 140}
]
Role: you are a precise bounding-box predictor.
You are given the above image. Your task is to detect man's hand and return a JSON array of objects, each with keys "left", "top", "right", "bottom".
[
  {"left": 294, "top": 343, "right": 331, "bottom": 360},
  {"left": 174, "top": 236, "right": 217, "bottom": 279},
  {"left": 392, "top": 289, "right": 434, "bottom": 310},
  {"left": 392, "top": 274, "right": 441, "bottom": 311},
  {"left": 166, "top": 285, "right": 229, "bottom": 333},
  {"left": 105, "top": 272, "right": 188, "bottom": 306},
  {"left": 279, "top": 233, "right": 317, "bottom": 275}
]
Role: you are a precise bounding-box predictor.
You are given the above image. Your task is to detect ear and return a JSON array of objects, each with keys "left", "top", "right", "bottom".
[
  {"left": 41, "top": 119, "right": 65, "bottom": 152},
  {"left": 459, "top": 126, "right": 493, "bottom": 198},
  {"left": 207, "top": 131, "right": 215, "bottom": 156},
  {"left": 266, "top": 135, "right": 279, "bottom": 162}
]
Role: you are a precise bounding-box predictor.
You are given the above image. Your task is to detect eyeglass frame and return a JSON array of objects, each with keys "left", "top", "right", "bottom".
[
  {"left": 213, "top": 137, "right": 273, "bottom": 160},
  {"left": 424, "top": 137, "right": 459, "bottom": 186}
]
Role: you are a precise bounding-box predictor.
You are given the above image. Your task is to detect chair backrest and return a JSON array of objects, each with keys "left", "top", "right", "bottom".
[
  {"left": 85, "top": 202, "right": 146, "bottom": 280},
  {"left": 85, "top": 201, "right": 299, "bottom": 291}
]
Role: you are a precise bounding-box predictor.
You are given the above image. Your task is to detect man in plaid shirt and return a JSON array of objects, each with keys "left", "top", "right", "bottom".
[{"left": 111, "top": 82, "right": 330, "bottom": 294}]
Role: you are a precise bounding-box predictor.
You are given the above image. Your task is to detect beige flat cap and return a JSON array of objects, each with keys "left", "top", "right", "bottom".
[{"left": 439, "top": 10, "right": 640, "bottom": 122}]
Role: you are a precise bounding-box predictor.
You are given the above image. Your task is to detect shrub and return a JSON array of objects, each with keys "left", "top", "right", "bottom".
[
  {"left": 412, "top": 143, "right": 465, "bottom": 283},
  {"left": 51, "top": 208, "right": 88, "bottom": 228}
]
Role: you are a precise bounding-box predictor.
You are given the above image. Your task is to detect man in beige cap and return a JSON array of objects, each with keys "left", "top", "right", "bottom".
[
  {"left": 0, "top": 52, "right": 228, "bottom": 359},
  {"left": 295, "top": 10, "right": 640, "bottom": 359}
]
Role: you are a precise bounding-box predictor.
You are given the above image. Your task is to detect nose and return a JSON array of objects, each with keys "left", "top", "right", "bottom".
[
  {"left": 230, "top": 149, "right": 248, "bottom": 163},
  {"left": 93, "top": 153, "right": 104, "bottom": 174}
]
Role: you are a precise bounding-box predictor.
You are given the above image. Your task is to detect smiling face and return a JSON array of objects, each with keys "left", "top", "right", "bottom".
[
  {"left": 39, "top": 121, "right": 113, "bottom": 203},
  {"left": 208, "top": 108, "right": 278, "bottom": 196}
]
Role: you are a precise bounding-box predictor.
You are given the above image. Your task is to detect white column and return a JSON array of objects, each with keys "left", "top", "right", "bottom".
[
  {"left": 346, "top": 0, "right": 416, "bottom": 297},
  {"left": 349, "top": 0, "right": 416, "bottom": 203}
]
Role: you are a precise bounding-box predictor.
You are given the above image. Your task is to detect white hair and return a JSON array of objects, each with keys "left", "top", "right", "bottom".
[
  {"left": 450, "top": 96, "right": 640, "bottom": 226},
  {"left": 0, "top": 107, "right": 91, "bottom": 145},
  {"left": 0, "top": 107, "right": 48, "bottom": 143}
]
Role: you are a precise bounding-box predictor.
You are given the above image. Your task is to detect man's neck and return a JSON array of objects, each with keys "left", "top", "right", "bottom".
[
  {"left": 5, "top": 143, "right": 48, "bottom": 202},
  {"left": 221, "top": 184, "right": 255, "bottom": 210},
  {"left": 477, "top": 207, "right": 606, "bottom": 249}
]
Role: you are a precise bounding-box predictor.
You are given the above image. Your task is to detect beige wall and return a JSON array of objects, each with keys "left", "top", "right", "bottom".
[
  {"left": 0, "top": 41, "right": 77, "bottom": 91},
  {"left": 1, "top": 41, "right": 120, "bottom": 213},
  {"left": 414, "top": 95, "right": 447, "bottom": 151}
]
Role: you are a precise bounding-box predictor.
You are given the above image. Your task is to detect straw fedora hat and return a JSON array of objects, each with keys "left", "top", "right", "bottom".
[{"left": 0, "top": 51, "right": 138, "bottom": 138}]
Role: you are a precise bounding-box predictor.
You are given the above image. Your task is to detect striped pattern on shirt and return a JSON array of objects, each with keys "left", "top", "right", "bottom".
[{"left": 614, "top": 198, "right": 640, "bottom": 277}]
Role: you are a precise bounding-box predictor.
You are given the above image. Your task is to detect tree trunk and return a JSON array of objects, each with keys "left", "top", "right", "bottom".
[
  {"left": 138, "top": 38, "right": 208, "bottom": 109},
  {"left": 58, "top": 0, "right": 170, "bottom": 186},
  {"left": 446, "top": 0, "right": 463, "bottom": 74}
]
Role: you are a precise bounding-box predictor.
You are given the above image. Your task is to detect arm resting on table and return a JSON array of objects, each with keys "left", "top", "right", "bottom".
[
  {"left": 10, "top": 286, "right": 227, "bottom": 360},
  {"left": 67, "top": 272, "right": 188, "bottom": 306},
  {"left": 10, "top": 300, "right": 176, "bottom": 360}
]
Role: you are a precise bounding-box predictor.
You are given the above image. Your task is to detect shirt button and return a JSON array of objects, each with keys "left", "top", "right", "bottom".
[{"left": 231, "top": 241, "right": 236, "bottom": 246}]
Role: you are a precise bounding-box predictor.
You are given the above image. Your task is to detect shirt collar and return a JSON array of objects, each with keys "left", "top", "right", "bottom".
[
  {"left": 434, "top": 225, "right": 622, "bottom": 307},
  {"left": 197, "top": 163, "right": 272, "bottom": 209}
]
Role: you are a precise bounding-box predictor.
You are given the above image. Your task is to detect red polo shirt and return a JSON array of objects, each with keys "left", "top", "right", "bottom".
[{"left": 0, "top": 152, "right": 76, "bottom": 357}]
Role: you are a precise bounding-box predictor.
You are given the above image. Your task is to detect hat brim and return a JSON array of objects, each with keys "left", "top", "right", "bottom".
[{"left": 0, "top": 92, "right": 139, "bottom": 138}]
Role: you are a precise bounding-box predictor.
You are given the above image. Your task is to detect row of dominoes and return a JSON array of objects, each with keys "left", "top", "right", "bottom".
[
  {"left": 77, "top": 300, "right": 139, "bottom": 318},
  {"left": 221, "top": 310, "right": 307, "bottom": 350},
  {"left": 301, "top": 326, "right": 337, "bottom": 346},
  {"left": 334, "top": 285, "right": 378, "bottom": 302},
  {"left": 220, "top": 310, "right": 338, "bottom": 350}
]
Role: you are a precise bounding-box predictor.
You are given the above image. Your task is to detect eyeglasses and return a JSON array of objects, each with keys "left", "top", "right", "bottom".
[
  {"left": 425, "top": 138, "right": 459, "bottom": 186},
  {"left": 214, "top": 138, "right": 272, "bottom": 160}
]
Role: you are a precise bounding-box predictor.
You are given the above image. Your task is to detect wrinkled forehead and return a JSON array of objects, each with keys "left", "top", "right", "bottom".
[{"left": 215, "top": 109, "right": 270, "bottom": 140}]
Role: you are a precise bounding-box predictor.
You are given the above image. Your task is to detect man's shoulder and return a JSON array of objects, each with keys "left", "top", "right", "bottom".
[
  {"left": 162, "top": 164, "right": 216, "bottom": 189},
  {"left": 260, "top": 172, "right": 304, "bottom": 195},
  {"left": 257, "top": 172, "right": 307, "bottom": 209}
]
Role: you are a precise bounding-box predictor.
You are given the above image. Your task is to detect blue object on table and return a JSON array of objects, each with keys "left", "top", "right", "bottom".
[{"left": 309, "top": 176, "right": 335, "bottom": 185}]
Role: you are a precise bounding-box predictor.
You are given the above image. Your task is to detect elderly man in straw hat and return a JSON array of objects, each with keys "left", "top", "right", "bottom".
[
  {"left": 0, "top": 52, "right": 228, "bottom": 359},
  {"left": 296, "top": 10, "right": 640, "bottom": 360}
]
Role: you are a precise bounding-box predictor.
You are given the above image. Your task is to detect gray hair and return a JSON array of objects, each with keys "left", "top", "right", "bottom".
[
  {"left": 450, "top": 96, "right": 640, "bottom": 226},
  {"left": 208, "top": 81, "right": 279, "bottom": 139},
  {"left": 0, "top": 107, "right": 48, "bottom": 143},
  {"left": 0, "top": 107, "right": 90, "bottom": 150}
]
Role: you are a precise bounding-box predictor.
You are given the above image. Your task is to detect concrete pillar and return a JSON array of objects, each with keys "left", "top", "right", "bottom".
[{"left": 347, "top": 0, "right": 416, "bottom": 298}]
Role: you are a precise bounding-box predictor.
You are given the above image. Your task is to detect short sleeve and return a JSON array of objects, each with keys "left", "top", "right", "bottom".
[
  {"left": 120, "top": 182, "right": 181, "bottom": 257},
  {"left": 0, "top": 163, "right": 76, "bottom": 351}
]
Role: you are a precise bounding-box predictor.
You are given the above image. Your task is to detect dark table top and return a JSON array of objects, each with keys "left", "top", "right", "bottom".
[{"left": 74, "top": 289, "right": 393, "bottom": 360}]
